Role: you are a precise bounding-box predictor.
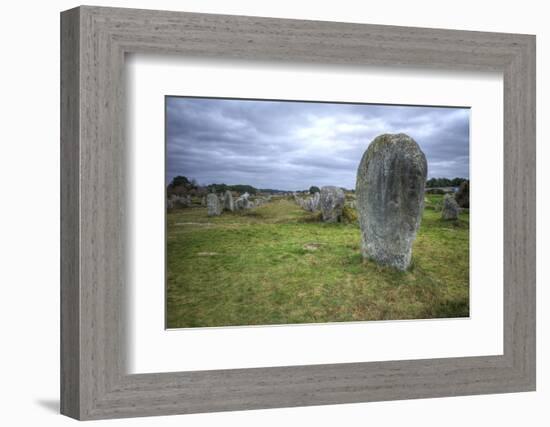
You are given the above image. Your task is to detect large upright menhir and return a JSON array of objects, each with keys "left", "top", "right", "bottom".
[{"left": 356, "top": 133, "right": 427, "bottom": 271}]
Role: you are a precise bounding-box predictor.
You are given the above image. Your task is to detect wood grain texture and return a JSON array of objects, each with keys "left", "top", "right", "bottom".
[
  {"left": 60, "top": 5, "right": 536, "bottom": 420},
  {"left": 60, "top": 7, "right": 80, "bottom": 419}
]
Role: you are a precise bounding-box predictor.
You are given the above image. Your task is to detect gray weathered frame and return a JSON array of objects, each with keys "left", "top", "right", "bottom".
[{"left": 60, "top": 5, "right": 536, "bottom": 420}]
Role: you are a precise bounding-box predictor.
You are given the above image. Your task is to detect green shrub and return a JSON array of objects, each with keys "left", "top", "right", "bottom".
[{"left": 342, "top": 206, "right": 358, "bottom": 223}]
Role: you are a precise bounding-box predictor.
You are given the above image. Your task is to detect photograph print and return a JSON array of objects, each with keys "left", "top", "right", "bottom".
[{"left": 165, "top": 96, "right": 470, "bottom": 329}]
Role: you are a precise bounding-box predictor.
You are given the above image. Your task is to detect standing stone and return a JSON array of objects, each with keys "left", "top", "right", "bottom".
[
  {"left": 356, "top": 133, "right": 427, "bottom": 271},
  {"left": 170, "top": 194, "right": 192, "bottom": 208},
  {"left": 455, "top": 180, "right": 469, "bottom": 208},
  {"left": 235, "top": 193, "right": 252, "bottom": 210},
  {"left": 312, "top": 191, "right": 321, "bottom": 211},
  {"left": 441, "top": 194, "right": 460, "bottom": 220},
  {"left": 320, "top": 186, "right": 345, "bottom": 222},
  {"left": 207, "top": 193, "right": 222, "bottom": 216},
  {"left": 304, "top": 197, "right": 315, "bottom": 212},
  {"left": 223, "top": 190, "right": 235, "bottom": 212}
]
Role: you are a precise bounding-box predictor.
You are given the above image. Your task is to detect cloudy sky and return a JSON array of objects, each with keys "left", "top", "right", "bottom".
[{"left": 166, "top": 97, "right": 469, "bottom": 191}]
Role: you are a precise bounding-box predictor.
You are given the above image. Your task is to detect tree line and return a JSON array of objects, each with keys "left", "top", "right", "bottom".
[
  {"left": 168, "top": 175, "right": 469, "bottom": 196},
  {"left": 425, "top": 177, "right": 468, "bottom": 188},
  {"left": 168, "top": 175, "right": 280, "bottom": 196}
]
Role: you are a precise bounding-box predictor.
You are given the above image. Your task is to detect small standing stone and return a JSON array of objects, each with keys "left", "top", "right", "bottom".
[
  {"left": 304, "top": 197, "right": 315, "bottom": 212},
  {"left": 356, "top": 133, "right": 427, "bottom": 271},
  {"left": 235, "top": 192, "right": 252, "bottom": 210},
  {"left": 169, "top": 194, "right": 192, "bottom": 208},
  {"left": 455, "top": 180, "right": 469, "bottom": 208},
  {"left": 312, "top": 191, "right": 321, "bottom": 211},
  {"left": 320, "top": 186, "right": 345, "bottom": 222},
  {"left": 441, "top": 194, "right": 460, "bottom": 220},
  {"left": 207, "top": 193, "right": 222, "bottom": 216},
  {"left": 223, "top": 190, "right": 234, "bottom": 212}
]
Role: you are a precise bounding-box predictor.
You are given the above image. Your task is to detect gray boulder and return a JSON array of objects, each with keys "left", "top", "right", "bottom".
[
  {"left": 320, "top": 186, "right": 345, "bottom": 222},
  {"left": 441, "top": 194, "right": 460, "bottom": 220},
  {"left": 455, "top": 180, "right": 469, "bottom": 208},
  {"left": 235, "top": 193, "right": 252, "bottom": 210},
  {"left": 356, "top": 133, "right": 427, "bottom": 271},
  {"left": 223, "top": 190, "right": 235, "bottom": 212},
  {"left": 207, "top": 193, "right": 222, "bottom": 216},
  {"left": 169, "top": 194, "right": 192, "bottom": 208},
  {"left": 304, "top": 197, "right": 315, "bottom": 212},
  {"left": 312, "top": 191, "right": 321, "bottom": 211}
]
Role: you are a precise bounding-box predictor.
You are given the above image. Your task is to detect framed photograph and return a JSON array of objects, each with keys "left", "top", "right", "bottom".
[
  {"left": 163, "top": 97, "right": 471, "bottom": 329},
  {"left": 61, "top": 6, "right": 535, "bottom": 420}
]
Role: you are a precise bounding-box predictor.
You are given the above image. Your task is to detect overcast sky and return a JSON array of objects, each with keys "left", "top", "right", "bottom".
[{"left": 166, "top": 97, "right": 469, "bottom": 191}]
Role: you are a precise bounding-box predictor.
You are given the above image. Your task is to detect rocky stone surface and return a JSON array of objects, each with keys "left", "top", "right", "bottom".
[
  {"left": 320, "top": 186, "right": 345, "bottom": 222},
  {"left": 302, "top": 197, "right": 313, "bottom": 212},
  {"left": 223, "top": 190, "right": 235, "bottom": 212},
  {"left": 168, "top": 194, "right": 192, "bottom": 209},
  {"left": 441, "top": 194, "right": 460, "bottom": 220},
  {"left": 356, "top": 133, "right": 427, "bottom": 271},
  {"left": 455, "top": 180, "right": 469, "bottom": 208},
  {"left": 207, "top": 193, "right": 222, "bottom": 216},
  {"left": 312, "top": 191, "right": 321, "bottom": 211},
  {"left": 235, "top": 192, "right": 252, "bottom": 210}
]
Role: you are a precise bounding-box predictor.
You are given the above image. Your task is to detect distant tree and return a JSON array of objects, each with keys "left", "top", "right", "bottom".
[
  {"left": 426, "top": 177, "right": 467, "bottom": 188},
  {"left": 167, "top": 175, "right": 201, "bottom": 197},
  {"left": 207, "top": 183, "right": 258, "bottom": 195},
  {"left": 309, "top": 186, "right": 320, "bottom": 194},
  {"left": 451, "top": 177, "right": 467, "bottom": 187},
  {"left": 168, "top": 175, "right": 190, "bottom": 189},
  {"left": 426, "top": 178, "right": 437, "bottom": 188}
]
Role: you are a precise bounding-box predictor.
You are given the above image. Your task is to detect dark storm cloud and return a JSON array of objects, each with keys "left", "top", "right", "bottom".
[{"left": 166, "top": 97, "right": 469, "bottom": 190}]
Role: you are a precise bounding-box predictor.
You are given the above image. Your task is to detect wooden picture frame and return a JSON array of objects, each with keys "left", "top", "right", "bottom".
[{"left": 60, "top": 5, "right": 536, "bottom": 420}]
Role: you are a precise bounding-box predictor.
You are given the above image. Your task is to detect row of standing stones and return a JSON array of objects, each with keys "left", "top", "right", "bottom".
[
  {"left": 207, "top": 191, "right": 272, "bottom": 216},
  {"left": 174, "top": 133, "right": 466, "bottom": 272},
  {"left": 294, "top": 187, "right": 347, "bottom": 223},
  {"left": 294, "top": 133, "right": 466, "bottom": 271}
]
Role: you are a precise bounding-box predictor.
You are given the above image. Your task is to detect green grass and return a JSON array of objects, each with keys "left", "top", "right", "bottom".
[{"left": 166, "top": 196, "right": 469, "bottom": 328}]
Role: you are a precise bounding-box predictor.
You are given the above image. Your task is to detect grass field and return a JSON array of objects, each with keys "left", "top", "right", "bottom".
[{"left": 166, "top": 195, "right": 469, "bottom": 328}]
